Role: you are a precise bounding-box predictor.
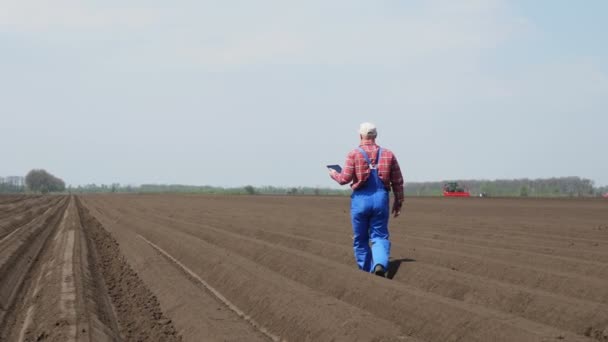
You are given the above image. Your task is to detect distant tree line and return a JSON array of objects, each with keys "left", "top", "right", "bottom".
[
  {"left": 25, "top": 169, "right": 65, "bottom": 193},
  {"left": 2, "top": 173, "right": 606, "bottom": 197},
  {"left": 67, "top": 183, "right": 351, "bottom": 196},
  {"left": 406, "top": 177, "right": 604, "bottom": 197},
  {"left": 0, "top": 176, "right": 25, "bottom": 193},
  {"left": 0, "top": 170, "right": 65, "bottom": 194},
  {"left": 0, "top": 183, "right": 25, "bottom": 194},
  {"left": 67, "top": 178, "right": 607, "bottom": 197}
]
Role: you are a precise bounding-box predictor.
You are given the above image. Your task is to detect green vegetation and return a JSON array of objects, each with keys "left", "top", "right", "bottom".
[
  {"left": 0, "top": 183, "right": 24, "bottom": 194},
  {"left": 0, "top": 170, "right": 65, "bottom": 194},
  {"left": 243, "top": 185, "right": 256, "bottom": 195},
  {"left": 0, "top": 176, "right": 25, "bottom": 193},
  {"left": 67, "top": 183, "right": 351, "bottom": 196},
  {"left": 519, "top": 185, "right": 529, "bottom": 197},
  {"left": 25, "top": 169, "right": 66, "bottom": 193},
  {"left": 407, "top": 177, "right": 601, "bottom": 197},
  {"left": 68, "top": 177, "right": 605, "bottom": 197},
  {"left": 2, "top": 172, "right": 606, "bottom": 197}
]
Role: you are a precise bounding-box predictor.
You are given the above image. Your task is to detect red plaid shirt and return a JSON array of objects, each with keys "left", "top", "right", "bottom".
[{"left": 331, "top": 141, "right": 404, "bottom": 204}]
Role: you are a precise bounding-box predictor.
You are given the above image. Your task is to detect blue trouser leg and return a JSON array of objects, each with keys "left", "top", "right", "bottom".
[
  {"left": 369, "top": 191, "right": 390, "bottom": 270},
  {"left": 351, "top": 195, "right": 372, "bottom": 271}
]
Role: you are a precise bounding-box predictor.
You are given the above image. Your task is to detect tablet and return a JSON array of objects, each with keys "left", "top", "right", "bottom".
[{"left": 326, "top": 164, "right": 342, "bottom": 173}]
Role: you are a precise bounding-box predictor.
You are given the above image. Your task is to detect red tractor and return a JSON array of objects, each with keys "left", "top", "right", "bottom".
[{"left": 443, "top": 182, "right": 470, "bottom": 197}]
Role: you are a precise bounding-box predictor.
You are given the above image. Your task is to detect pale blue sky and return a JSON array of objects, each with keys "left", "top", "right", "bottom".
[{"left": 1, "top": 0, "right": 607, "bottom": 187}]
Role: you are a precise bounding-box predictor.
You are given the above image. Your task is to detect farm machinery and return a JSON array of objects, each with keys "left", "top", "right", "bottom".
[{"left": 443, "top": 182, "right": 470, "bottom": 197}]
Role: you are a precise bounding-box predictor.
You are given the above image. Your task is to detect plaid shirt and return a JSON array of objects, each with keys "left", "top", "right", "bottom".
[{"left": 331, "top": 141, "right": 404, "bottom": 204}]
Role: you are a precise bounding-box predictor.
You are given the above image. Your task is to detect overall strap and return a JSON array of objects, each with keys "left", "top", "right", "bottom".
[
  {"left": 357, "top": 147, "right": 371, "bottom": 165},
  {"left": 358, "top": 147, "right": 382, "bottom": 169}
]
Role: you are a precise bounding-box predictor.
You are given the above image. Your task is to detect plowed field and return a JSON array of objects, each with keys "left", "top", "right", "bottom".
[
  {"left": 0, "top": 195, "right": 180, "bottom": 341},
  {"left": 1, "top": 194, "right": 607, "bottom": 341}
]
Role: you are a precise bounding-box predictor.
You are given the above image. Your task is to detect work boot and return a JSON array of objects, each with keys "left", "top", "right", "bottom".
[{"left": 373, "top": 264, "right": 386, "bottom": 278}]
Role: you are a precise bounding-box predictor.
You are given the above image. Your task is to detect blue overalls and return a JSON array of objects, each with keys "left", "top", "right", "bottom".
[{"left": 350, "top": 147, "right": 391, "bottom": 273}]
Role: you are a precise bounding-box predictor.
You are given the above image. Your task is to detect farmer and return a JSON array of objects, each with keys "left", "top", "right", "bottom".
[{"left": 329, "top": 122, "right": 404, "bottom": 277}]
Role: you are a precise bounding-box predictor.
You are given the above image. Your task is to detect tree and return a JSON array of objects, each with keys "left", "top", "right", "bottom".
[
  {"left": 243, "top": 185, "right": 256, "bottom": 195},
  {"left": 25, "top": 169, "right": 66, "bottom": 193}
]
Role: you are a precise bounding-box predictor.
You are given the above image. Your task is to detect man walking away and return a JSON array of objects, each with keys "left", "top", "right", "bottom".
[{"left": 329, "top": 122, "right": 404, "bottom": 277}]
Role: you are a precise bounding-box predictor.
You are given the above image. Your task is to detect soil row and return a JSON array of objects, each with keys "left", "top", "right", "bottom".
[{"left": 0, "top": 195, "right": 181, "bottom": 341}]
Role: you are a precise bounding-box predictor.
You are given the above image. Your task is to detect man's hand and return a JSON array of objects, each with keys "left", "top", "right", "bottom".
[
  {"left": 328, "top": 169, "right": 338, "bottom": 178},
  {"left": 392, "top": 200, "right": 402, "bottom": 218}
]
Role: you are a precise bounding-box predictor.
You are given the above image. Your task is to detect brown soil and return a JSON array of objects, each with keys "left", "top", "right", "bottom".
[
  {"left": 1, "top": 194, "right": 607, "bottom": 341},
  {"left": 74, "top": 194, "right": 608, "bottom": 342},
  {"left": 76, "top": 198, "right": 181, "bottom": 341},
  {"left": 0, "top": 195, "right": 182, "bottom": 342}
]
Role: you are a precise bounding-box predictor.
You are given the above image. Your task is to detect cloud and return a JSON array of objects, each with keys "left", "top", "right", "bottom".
[
  {"left": 0, "top": 0, "right": 161, "bottom": 32},
  {"left": 0, "top": 0, "right": 539, "bottom": 79},
  {"left": 489, "top": 57, "right": 608, "bottom": 116},
  {"left": 2, "top": 1, "right": 607, "bottom": 186},
  {"left": 166, "top": 0, "right": 532, "bottom": 69},
  {"left": 0, "top": 0, "right": 530, "bottom": 71}
]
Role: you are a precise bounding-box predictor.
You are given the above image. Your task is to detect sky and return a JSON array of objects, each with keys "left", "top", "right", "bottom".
[{"left": 1, "top": 0, "right": 607, "bottom": 188}]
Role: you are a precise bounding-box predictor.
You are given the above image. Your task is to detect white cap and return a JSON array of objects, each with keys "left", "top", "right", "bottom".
[{"left": 359, "top": 122, "right": 377, "bottom": 137}]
